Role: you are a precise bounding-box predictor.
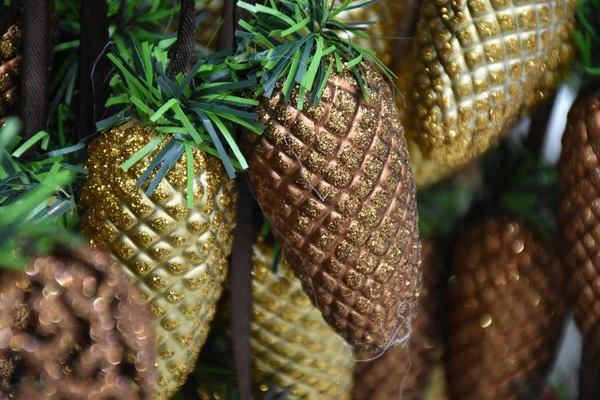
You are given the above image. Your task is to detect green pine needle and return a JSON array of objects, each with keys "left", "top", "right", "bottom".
[
  {"left": 98, "top": 42, "right": 262, "bottom": 204},
  {"left": 0, "top": 118, "right": 83, "bottom": 270},
  {"left": 575, "top": 0, "right": 600, "bottom": 76},
  {"left": 234, "top": 0, "right": 396, "bottom": 108}
]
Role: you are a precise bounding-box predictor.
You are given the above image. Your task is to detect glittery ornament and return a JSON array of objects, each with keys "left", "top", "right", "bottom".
[
  {"left": 249, "top": 241, "right": 355, "bottom": 399},
  {"left": 80, "top": 120, "right": 237, "bottom": 399},
  {"left": 195, "top": 0, "right": 223, "bottom": 50},
  {"left": 558, "top": 96, "right": 600, "bottom": 345},
  {"left": 335, "top": 0, "right": 408, "bottom": 66},
  {"left": 446, "top": 218, "right": 565, "bottom": 400},
  {"left": 412, "top": 0, "right": 576, "bottom": 170},
  {"left": 247, "top": 64, "right": 421, "bottom": 354},
  {"left": 0, "top": 21, "right": 21, "bottom": 126},
  {"left": 352, "top": 238, "right": 438, "bottom": 400},
  {"left": 0, "top": 247, "right": 156, "bottom": 399}
]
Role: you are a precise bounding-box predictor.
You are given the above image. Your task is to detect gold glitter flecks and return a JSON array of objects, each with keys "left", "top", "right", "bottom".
[
  {"left": 151, "top": 247, "right": 172, "bottom": 260},
  {"left": 183, "top": 304, "right": 203, "bottom": 318},
  {"left": 178, "top": 333, "right": 194, "bottom": 347},
  {"left": 167, "top": 261, "right": 187, "bottom": 275},
  {"left": 147, "top": 275, "right": 169, "bottom": 290},
  {"left": 161, "top": 319, "right": 182, "bottom": 331},
  {"left": 150, "top": 304, "right": 167, "bottom": 317},
  {"left": 114, "top": 242, "right": 135, "bottom": 260},
  {"left": 189, "top": 220, "right": 209, "bottom": 234},
  {"left": 169, "top": 235, "right": 187, "bottom": 247},
  {"left": 167, "top": 204, "right": 189, "bottom": 220},
  {"left": 166, "top": 291, "right": 184, "bottom": 303},
  {"left": 158, "top": 377, "right": 168, "bottom": 387},
  {"left": 149, "top": 217, "right": 174, "bottom": 233},
  {"left": 133, "top": 261, "right": 152, "bottom": 276},
  {"left": 160, "top": 350, "right": 175, "bottom": 360}
]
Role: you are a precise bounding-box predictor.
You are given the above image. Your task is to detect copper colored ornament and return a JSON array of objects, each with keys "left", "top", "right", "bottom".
[
  {"left": 446, "top": 218, "right": 565, "bottom": 400},
  {"left": 0, "top": 247, "right": 156, "bottom": 399},
  {"left": 80, "top": 120, "right": 237, "bottom": 399},
  {"left": 558, "top": 96, "right": 600, "bottom": 344},
  {"left": 412, "top": 0, "right": 576, "bottom": 171},
  {"left": 353, "top": 238, "right": 438, "bottom": 400},
  {"left": 247, "top": 64, "right": 421, "bottom": 354},
  {"left": 0, "top": 21, "right": 21, "bottom": 126},
  {"left": 249, "top": 241, "right": 355, "bottom": 399}
]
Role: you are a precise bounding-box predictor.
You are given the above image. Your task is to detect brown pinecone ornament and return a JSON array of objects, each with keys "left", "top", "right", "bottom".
[
  {"left": 446, "top": 218, "right": 565, "bottom": 400},
  {"left": 558, "top": 96, "right": 600, "bottom": 344},
  {"left": 80, "top": 120, "right": 237, "bottom": 399},
  {"left": 0, "top": 21, "right": 21, "bottom": 126},
  {"left": 412, "top": 0, "right": 576, "bottom": 171},
  {"left": 249, "top": 241, "right": 355, "bottom": 399},
  {"left": 247, "top": 64, "right": 421, "bottom": 355},
  {"left": 352, "top": 238, "right": 439, "bottom": 400},
  {"left": 0, "top": 247, "right": 156, "bottom": 399}
]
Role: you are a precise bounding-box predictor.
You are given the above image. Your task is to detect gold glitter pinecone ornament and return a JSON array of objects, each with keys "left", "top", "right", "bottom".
[
  {"left": 247, "top": 64, "right": 421, "bottom": 354},
  {"left": 0, "top": 247, "right": 156, "bottom": 399},
  {"left": 412, "top": 0, "right": 576, "bottom": 170},
  {"left": 0, "top": 21, "right": 21, "bottom": 126},
  {"left": 352, "top": 238, "right": 439, "bottom": 400},
  {"left": 558, "top": 96, "right": 600, "bottom": 344},
  {"left": 249, "top": 241, "right": 355, "bottom": 399},
  {"left": 446, "top": 218, "right": 565, "bottom": 400},
  {"left": 80, "top": 120, "right": 237, "bottom": 399}
]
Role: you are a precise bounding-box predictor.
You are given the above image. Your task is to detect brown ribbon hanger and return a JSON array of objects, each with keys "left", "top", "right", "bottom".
[
  {"left": 220, "top": 0, "right": 260, "bottom": 398},
  {"left": 21, "top": 0, "right": 50, "bottom": 140},
  {"left": 78, "top": 0, "right": 111, "bottom": 141}
]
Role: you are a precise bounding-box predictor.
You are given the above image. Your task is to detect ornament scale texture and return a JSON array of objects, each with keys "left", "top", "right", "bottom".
[
  {"left": 80, "top": 120, "right": 237, "bottom": 399},
  {"left": 0, "top": 21, "right": 20, "bottom": 126},
  {"left": 446, "top": 218, "right": 565, "bottom": 400},
  {"left": 247, "top": 65, "right": 422, "bottom": 355}
]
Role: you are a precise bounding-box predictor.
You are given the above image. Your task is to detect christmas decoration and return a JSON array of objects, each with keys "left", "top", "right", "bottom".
[
  {"left": 0, "top": 247, "right": 156, "bottom": 399},
  {"left": 249, "top": 240, "right": 355, "bottom": 399},
  {"left": 237, "top": 0, "right": 422, "bottom": 354},
  {"left": 558, "top": 0, "right": 600, "bottom": 346},
  {"left": 446, "top": 217, "right": 565, "bottom": 400},
  {"left": 352, "top": 238, "right": 438, "bottom": 400},
  {"left": 79, "top": 36, "right": 258, "bottom": 397},
  {"left": 0, "top": 13, "right": 21, "bottom": 126},
  {"left": 411, "top": 0, "right": 576, "bottom": 171}
]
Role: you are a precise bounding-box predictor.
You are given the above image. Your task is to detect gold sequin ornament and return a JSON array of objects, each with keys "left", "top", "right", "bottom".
[
  {"left": 0, "top": 20, "right": 21, "bottom": 126},
  {"left": 412, "top": 0, "right": 576, "bottom": 170},
  {"left": 446, "top": 218, "right": 565, "bottom": 399},
  {"left": 249, "top": 241, "right": 354, "bottom": 399},
  {"left": 80, "top": 120, "right": 237, "bottom": 399},
  {"left": 558, "top": 96, "right": 600, "bottom": 345},
  {"left": 352, "top": 239, "right": 438, "bottom": 400},
  {"left": 247, "top": 64, "right": 421, "bottom": 355}
]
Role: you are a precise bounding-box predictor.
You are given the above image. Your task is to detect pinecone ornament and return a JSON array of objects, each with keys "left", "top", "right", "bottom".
[
  {"left": 247, "top": 64, "right": 421, "bottom": 354},
  {"left": 558, "top": 96, "right": 600, "bottom": 344},
  {"left": 0, "top": 21, "right": 21, "bottom": 126},
  {"left": 412, "top": 0, "right": 576, "bottom": 170},
  {"left": 0, "top": 247, "right": 156, "bottom": 399},
  {"left": 249, "top": 241, "right": 355, "bottom": 399},
  {"left": 352, "top": 238, "right": 438, "bottom": 400},
  {"left": 446, "top": 218, "right": 565, "bottom": 400},
  {"left": 80, "top": 120, "right": 237, "bottom": 399}
]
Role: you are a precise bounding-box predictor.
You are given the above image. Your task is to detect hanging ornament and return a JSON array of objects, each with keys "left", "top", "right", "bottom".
[
  {"left": 0, "top": 247, "right": 156, "bottom": 399},
  {"left": 352, "top": 238, "right": 439, "bottom": 400},
  {"left": 411, "top": 0, "right": 576, "bottom": 172},
  {"left": 557, "top": 0, "right": 600, "bottom": 347},
  {"left": 238, "top": 0, "right": 422, "bottom": 355},
  {"left": 446, "top": 218, "right": 565, "bottom": 400},
  {"left": 249, "top": 240, "right": 355, "bottom": 399},
  {"left": 0, "top": 9, "right": 21, "bottom": 126}
]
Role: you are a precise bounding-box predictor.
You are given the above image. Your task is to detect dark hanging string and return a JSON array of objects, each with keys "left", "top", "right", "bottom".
[
  {"left": 221, "top": 0, "right": 259, "bottom": 399},
  {"left": 168, "top": 0, "right": 197, "bottom": 78},
  {"left": 21, "top": 0, "right": 50, "bottom": 140},
  {"left": 78, "top": 0, "right": 111, "bottom": 141}
]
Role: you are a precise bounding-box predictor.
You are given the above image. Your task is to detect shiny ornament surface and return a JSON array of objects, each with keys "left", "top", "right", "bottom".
[
  {"left": 447, "top": 218, "right": 565, "bottom": 400},
  {"left": 247, "top": 65, "right": 421, "bottom": 354},
  {"left": 250, "top": 241, "right": 355, "bottom": 399},
  {"left": 558, "top": 96, "right": 600, "bottom": 344},
  {"left": 412, "top": 0, "right": 576, "bottom": 170},
  {"left": 352, "top": 238, "right": 438, "bottom": 399},
  {"left": 0, "top": 247, "right": 156, "bottom": 399},
  {"left": 0, "top": 22, "right": 20, "bottom": 126},
  {"left": 80, "top": 120, "right": 236, "bottom": 399}
]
